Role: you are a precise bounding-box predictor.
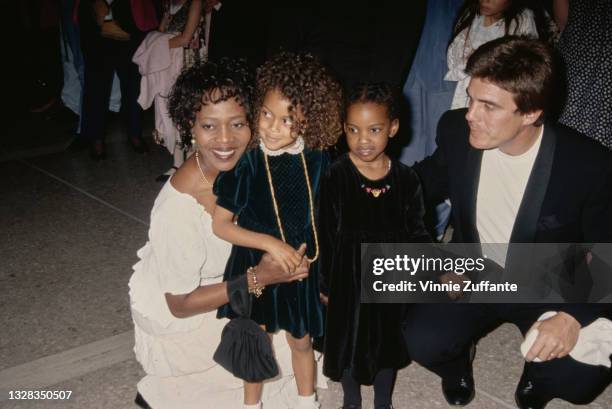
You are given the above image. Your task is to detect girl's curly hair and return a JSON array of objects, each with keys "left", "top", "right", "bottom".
[
  {"left": 253, "top": 52, "right": 343, "bottom": 150},
  {"left": 344, "top": 82, "right": 399, "bottom": 121},
  {"left": 168, "top": 58, "right": 254, "bottom": 149}
]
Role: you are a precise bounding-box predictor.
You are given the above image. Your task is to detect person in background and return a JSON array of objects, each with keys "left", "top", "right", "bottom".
[
  {"left": 446, "top": 0, "right": 543, "bottom": 110},
  {"left": 151, "top": 0, "right": 215, "bottom": 182},
  {"left": 78, "top": 0, "right": 158, "bottom": 160},
  {"left": 399, "top": 0, "right": 464, "bottom": 241},
  {"left": 554, "top": 0, "right": 611, "bottom": 149}
]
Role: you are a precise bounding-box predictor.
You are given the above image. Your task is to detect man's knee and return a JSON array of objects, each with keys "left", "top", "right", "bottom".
[
  {"left": 402, "top": 320, "right": 465, "bottom": 366},
  {"left": 556, "top": 372, "right": 610, "bottom": 404}
]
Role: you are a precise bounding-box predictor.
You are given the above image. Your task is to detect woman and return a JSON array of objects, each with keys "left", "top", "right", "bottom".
[
  {"left": 129, "top": 59, "right": 320, "bottom": 409},
  {"left": 153, "top": 0, "right": 208, "bottom": 181}
]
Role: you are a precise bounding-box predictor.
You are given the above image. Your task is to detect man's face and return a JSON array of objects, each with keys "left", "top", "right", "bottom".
[{"left": 465, "top": 77, "right": 538, "bottom": 151}]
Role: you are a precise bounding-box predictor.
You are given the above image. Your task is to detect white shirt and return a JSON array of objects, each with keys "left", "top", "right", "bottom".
[{"left": 476, "top": 127, "right": 543, "bottom": 266}]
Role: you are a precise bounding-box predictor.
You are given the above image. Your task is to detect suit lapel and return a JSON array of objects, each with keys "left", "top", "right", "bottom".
[
  {"left": 509, "top": 126, "right": 556, "bottom": 243},
  {"left": 463, "top": 145, "right": 482, "bottom": 243}
]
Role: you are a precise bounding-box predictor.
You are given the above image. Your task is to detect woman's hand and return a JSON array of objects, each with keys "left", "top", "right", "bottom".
[
  {"left": 264, "top": 237, "right": 305, "bottom": 274},
  {"left": 257, "top": 244, "right": 309, "bottom": 286}
]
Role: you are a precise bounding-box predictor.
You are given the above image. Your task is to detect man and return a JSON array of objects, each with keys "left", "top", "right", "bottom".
[{"left": 407, "top": 37, "right": 612, "bottom": 409}]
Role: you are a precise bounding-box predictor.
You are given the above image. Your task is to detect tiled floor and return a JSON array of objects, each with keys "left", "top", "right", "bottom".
[{"left": 0, "top": 120, "right": 610, "bottom": 408}]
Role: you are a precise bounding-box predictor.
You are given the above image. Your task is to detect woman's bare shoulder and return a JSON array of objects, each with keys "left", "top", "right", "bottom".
[{"left": 170, "top": 158, "right": 199, "bottom": 196}]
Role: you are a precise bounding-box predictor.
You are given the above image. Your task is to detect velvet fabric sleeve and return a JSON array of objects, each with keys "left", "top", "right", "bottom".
[
  {"left": 404, "top": 167, "right": 433, "bottom": 243},
  {"left": 213, "top": 150, "right": 255, "bottom": 216}
]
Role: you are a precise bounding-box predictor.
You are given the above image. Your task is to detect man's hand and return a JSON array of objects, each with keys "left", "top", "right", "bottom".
[
  {"left": 438, "top": 272, "right": 468, "bottom": 300},
  {"left": 525, "top": 312, "right": 580, "bottom": 362},
  {"left": 320, "top": 293, "right": 328, "bottom": 306}
]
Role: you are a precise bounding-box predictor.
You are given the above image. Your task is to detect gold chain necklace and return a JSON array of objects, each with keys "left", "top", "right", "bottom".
[
  {"left": 195, "top": 151, "right": 212, "bottom": 186},
  {"left": 263, "top": 151, "right": 319, "bottom": 263}
]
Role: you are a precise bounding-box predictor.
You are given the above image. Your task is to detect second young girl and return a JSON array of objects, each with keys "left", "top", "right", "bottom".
[
  {"left": 212, "top": 53, "right": 343, "bottom": 409},
  {"left": 319, "top": 83, "right": 431, "bottom": 409}
]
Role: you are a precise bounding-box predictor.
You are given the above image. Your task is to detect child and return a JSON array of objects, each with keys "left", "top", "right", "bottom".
[
  {"left": 318, "top": 83, "right": 430, "bottom": 409},
  {"left": 212, "top": 53, "right": 343, "bottom": 409}
]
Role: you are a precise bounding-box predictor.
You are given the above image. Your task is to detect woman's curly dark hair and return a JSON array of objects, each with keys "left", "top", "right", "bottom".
[
  {"left": 168, "top": 58, "right": 254, "bottom": 149},
  {"left": 253, "top": 52, "right": 343, "bottom": 150},
  {"left": 344, "top": 82, "right": 399, "bottom": 121}
]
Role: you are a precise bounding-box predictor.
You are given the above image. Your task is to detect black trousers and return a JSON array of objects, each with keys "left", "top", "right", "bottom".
[
  {"left": 403, "top": 304, "right": 611, "bottom": 405},
  {"left": 80, "top": 34, "right": 144, "bottom": 143}
]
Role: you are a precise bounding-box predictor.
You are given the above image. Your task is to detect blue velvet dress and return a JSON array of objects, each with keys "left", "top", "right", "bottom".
[{"left": 215, "top": 147, "right": 327, "bottom": 338}]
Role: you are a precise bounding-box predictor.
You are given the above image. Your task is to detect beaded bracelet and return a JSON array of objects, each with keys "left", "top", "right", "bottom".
[{"left": 247, "top": 266, "right": 264, "bottom": 298}]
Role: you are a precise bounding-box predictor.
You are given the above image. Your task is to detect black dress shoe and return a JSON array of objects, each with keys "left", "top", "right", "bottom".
[
  {"left": 515, "top": 379, "right": 551, "bottom": 409},
  {"left": 134, "top": 392, "right": 152, "bottom": 409},
  {"left": 441, "top": 373, "right": 475, "bottom": 406},
  {"left": 130, "top": 137, "right": 150, "bottom": 154}
]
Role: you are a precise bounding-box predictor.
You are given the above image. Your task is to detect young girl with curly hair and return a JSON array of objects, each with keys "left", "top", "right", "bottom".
[{"left": 213, "top": 52, "right": 343, "bottom": 409}]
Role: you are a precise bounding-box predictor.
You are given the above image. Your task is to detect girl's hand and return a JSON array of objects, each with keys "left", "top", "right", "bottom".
[
  {"left": 265, "top": 238, "right": 304, "bottom": 274},
  {"left": 320, "top": 293, "right": 329, "bottom": 306},
  {"left": 257, "top": 244, "right": 310, "bottom": 285}
]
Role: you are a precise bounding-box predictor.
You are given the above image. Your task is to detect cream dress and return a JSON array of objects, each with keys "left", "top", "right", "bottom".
[{"left": 129, "top": 180, "right": 326, "bottom": 409}]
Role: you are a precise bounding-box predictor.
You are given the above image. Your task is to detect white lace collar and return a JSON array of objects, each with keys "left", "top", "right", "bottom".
[{"left": 259, "top": 136, "right": 305, "bottom": 156}]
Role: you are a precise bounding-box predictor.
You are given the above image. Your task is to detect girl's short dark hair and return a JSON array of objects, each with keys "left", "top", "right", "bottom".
[
  {"left": 254, "top": 52, "right": 343, "bottom": 150},
  {"left": 168, "top": 58, "right": 254, "bottom": 148},
  {"left": 344, "top": 82, "right": 399, "bottom": 120}
]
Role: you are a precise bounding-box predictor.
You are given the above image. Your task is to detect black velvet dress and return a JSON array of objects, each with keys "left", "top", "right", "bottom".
[
  {"left": 319, "top": 154, "right": 430, "bottom": 383},
  {"left": 215, "top": 147, "right": 327, "bottom": 339}
]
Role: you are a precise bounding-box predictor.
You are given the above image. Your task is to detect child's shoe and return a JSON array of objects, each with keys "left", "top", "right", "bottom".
[{"left": 243, "top": 402, "right": 262, "bottom": 409}]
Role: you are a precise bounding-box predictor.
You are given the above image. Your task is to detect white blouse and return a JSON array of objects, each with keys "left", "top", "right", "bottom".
[
  {"left": 129, "top": 180, "right": 230, "bottom": 336},
  {"left": 445, "top": 10, "right": 538, "bottom": 109}
]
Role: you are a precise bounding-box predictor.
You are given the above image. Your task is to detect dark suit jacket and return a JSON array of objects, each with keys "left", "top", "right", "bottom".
[{"left": 414, "top": 108, "right": 612, "bottom": 324}]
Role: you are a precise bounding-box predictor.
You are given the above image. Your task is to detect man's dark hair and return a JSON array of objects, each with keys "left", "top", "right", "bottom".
[{"left": 466, "top": 36, "right": 555, "bottom": 124}]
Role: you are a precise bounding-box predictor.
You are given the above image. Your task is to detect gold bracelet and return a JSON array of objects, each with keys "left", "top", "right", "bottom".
[{"left": 247, "top": 266, "right": 264, "bottom": 298}]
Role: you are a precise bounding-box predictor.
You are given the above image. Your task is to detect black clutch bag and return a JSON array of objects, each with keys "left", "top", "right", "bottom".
[{"left": 213, "top": 275, "right": 279, "bottom": 382}]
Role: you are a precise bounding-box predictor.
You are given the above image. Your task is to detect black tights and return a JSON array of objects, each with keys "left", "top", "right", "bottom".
[{"left": 340, "top": 368, "right": 395, "bottom": 408}]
